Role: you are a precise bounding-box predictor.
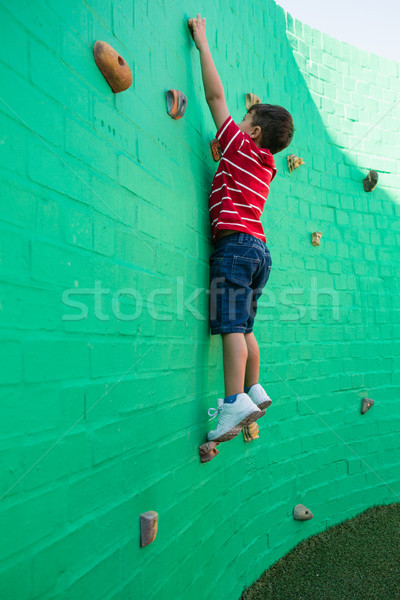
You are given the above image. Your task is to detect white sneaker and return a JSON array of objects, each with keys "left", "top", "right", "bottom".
[
  {"left": 207, "top": 393, "right": 262, "bottom": 443},
  {"left": 247, "top": 384, "right": 272, "bottom": 411}
]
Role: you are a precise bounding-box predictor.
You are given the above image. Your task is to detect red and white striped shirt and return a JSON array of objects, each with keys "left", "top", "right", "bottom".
[{"left": 209, "top": 116, "right": 277, "bottom": 244}]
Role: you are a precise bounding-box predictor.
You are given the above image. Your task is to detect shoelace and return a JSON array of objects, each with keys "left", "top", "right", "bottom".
[{"left": 208, "top": 404, "right": 224, "bottom": 421}]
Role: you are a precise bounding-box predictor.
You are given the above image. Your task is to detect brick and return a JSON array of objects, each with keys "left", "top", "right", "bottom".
[
  {"left": 35, "top": 195, "right": 63, "bottom": 239},
  {"left": 67, "top": 464, "right": 123, "bottom": 523},
  {"left": 137, "top": 201, "right": 172, "bottom": 242},
  {"left": 0, "top": 281, "right": 62, "bottom": 333},
  {"left": 23, "top": 338, "right": 90, "bottom": 382},
  {"left": 0, "top": 177, "right": 37, "bottom": 229},
  {"left": 28, "top": 138, "right": 86, "bottom": 203},
  {"left": 0, "top": 340, "right": 23, "bottom": 384},
  {"left": 64, "top": 117, "right": 118, "bottom": 179},
  {"left": 0, "top": 558, "right": 32, "bottom": 600},
  {"left": 41, "top": 519, "right": 100, "bottom": 577},
  {"left": 0, "top": 7, "right": 29, "bottom": 77},
  {"left": 30, "top": 238, "right": 95, "bottom": 285},
  {"left": 93, "top": 214, "right": 115, "bottom": 257},
  {"left": 3, "top": 384, "right": 62, "bottom": 440},
  {"left": 90, "top": 339, "right": 139, "bottom": 379},
  {"left": 0, "top": 436, "right": 28, "bottom": 501},
  {"left": 118, "top": 154, "right": 164, "bottom": 200},
  {"left": 112, "top": 3, "right": 135, "bottom": 49},
  {"left": 89, "top": 175, "right": 134, "bottom": 223},
  {"left": 22, "top": 431, "right": 92, "bottom": 492},
  {"left": 0, "top": 486, "right": 65, "bottom": 560},
  {"left": 0, "top": 113, "right": 28, "bottom": 178},
  {"left": 68, "top": 550, "right": 121, "bottom": 600},
  {"left": 47, "top": 0, "right": 89, "bottom": 34},
  {"left": 286, "top": 31, "right": 298, "bottom": 52},
  {"left": 29, "top": 38, "right": 92, "bottom": 122},
  {"left": 60, "top": 28, "right": 101, "bottom": 87},
  {"left": 0, "top": 227, "right": 30, "bottom": 282},
  {"left": 4, "top": 1, "right": 59, "bottom": 49},
  {"left": 63, "top": 205, "right": 93, "bottom": 250}
]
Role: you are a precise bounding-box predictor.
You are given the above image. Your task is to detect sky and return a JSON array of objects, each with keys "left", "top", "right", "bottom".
[{"left": 275, "top": 0, "right": 399, "bottom": 62}]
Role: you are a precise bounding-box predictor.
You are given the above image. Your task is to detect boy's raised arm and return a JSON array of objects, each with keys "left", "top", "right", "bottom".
[{"left": 189, "top": 14, "right": 230, "bottom": 130}]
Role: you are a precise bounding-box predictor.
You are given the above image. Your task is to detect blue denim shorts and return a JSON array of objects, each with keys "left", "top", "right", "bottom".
[{"left": 209, "top": 232, "right": 272, "bottom": 335}]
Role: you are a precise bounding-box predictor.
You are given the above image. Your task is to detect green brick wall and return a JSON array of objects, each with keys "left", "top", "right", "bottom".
[{"left": 0, "top": 1, "right": 399, "bottom": 599}]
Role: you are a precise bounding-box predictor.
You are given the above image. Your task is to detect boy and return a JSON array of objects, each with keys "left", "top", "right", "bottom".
[{"left": 189, "top": 15, "right": 294, "bottom": 443}]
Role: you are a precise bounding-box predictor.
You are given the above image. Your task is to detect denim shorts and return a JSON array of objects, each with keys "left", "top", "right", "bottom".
[{"left": 209, "top": 232, "right": 272, "bottom": 335}]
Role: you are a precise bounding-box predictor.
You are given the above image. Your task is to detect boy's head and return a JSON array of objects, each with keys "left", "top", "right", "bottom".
[{"left": 239, "top": 104, "right": 294, "bottom": 154}]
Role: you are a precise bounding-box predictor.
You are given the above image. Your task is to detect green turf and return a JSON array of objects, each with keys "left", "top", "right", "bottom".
[{"left": 241, "top": 503, "right": 400, "bottom": 600}]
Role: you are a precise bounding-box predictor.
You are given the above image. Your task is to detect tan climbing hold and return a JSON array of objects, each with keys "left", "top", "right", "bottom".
[
  {"left": 293, "top": 504, "right": 313, "bottom": 521},
  {"left": 199, "top": 441, "right": 219, "bottom": 463},
  {"left": 287, "top": 154, "right": 305, "bottom": 173},
  {"left": 311, "top": 231, "right": 322, "bottom": 246},
  {"left": 245, "top": 93, "right": 261, "bottom": 110},
  {"left": 140, "top": 511, "right": 158, "bottom": 547},
  {"left": 243, "top": 421, "right": 260, "bottom": 443},
  {"left": 361, "top": 397, "right": 374, "bottom": 415},
  {"left": 210, "top": 138, "right": 222, "bottom": 161},
  {"left": 93, "top": 41, "right": 132, "bottom": 93}
]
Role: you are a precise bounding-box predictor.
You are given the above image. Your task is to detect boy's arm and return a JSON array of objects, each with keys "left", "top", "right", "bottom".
[{"left": 189, "top": 15, "right": 230, "bottom": 130}]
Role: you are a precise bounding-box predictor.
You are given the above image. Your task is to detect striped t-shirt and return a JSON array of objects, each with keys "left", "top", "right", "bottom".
[{"left": 209, "top": 116, "right": 277, "bottom": 244}]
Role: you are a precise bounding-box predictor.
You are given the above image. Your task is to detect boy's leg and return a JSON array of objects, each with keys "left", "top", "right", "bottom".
[
  {"left": 244, "top": 332, "right": 259, "bottom": 388},
  {"left": 207, "top": 332, "right": 262, "bottom": 443},
  {"left": 221, "top": 332, "right": 247, "bottom": 397},
  {"left": 244, "top": 332, "right": 272, "bottom": 411}
]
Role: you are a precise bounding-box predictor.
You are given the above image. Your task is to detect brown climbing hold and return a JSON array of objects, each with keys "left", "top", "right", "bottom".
[
  {"left": 361, "top": 397, "right": 374, "bottom": 415},
  {"left": 93, "top": 41, "right": 132, "bottom": 93},
  {"left": 188, "top": 18, "right": 195, "bottom": 41},
  {"left": 245, "top": 93, "right": 261, "bottom": 110},
  {"left": 140, "top": 511, "right": 158, "bottom": 547},
  {"left": 243, "top": 421, "right": 260, "bottom": 443},
  {"left": 287, "top": 154, "right": 305, "bottom": 173},
  {"left": 166, "top": 89, "right": 187, "bottom": 119},
  {"left": 293, "top": 504, "right": 313, "bottom": 521},
  {"left": 210, "top": 138, "right": 222, "bottom": 161},
  {"left": 199, "top": 441, "right": 219, "bottom": 463},
  {"left": 311, "top": 231, "right": 322, "bottom": 246},
  {"left": 363, "top": 170, "right": 378, "bottom": 192}
]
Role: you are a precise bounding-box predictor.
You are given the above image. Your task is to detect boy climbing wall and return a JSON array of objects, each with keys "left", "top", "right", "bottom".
[{"left": 188, "top": 15, "right": 294, "bottom": 443}]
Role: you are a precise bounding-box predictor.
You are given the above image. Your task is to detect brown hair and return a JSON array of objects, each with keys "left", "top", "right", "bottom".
[{"left": 248, "top": 103, "right": 294, "bottom": 154}]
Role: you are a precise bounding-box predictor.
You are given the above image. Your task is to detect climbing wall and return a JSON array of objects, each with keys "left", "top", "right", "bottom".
[{"left": 0, "top": 1, "right": 399, "bottom": 599}]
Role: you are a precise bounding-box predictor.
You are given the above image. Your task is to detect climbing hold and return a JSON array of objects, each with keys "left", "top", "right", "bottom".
[
  {"left": 361, "top": 397, "right": 374, "bottom": 415},
  {"left": 140, "top": 511, "right": 158, "bottom": 547},
  {"left": 311, "top": 231, "right": 322, "bottom": 246},
  {"left": 245, "top": 93, "right": 261, "bottom": 110},
  {"left": 93, "top": 41, "right": 132, "bottom": 93},
  {"left": 287, "top": 154, "right": 305, "bottom": 173},
  {"left": 188, "top": 18, "right": 195, "bottom": 40},
  {"left": 199, "top": 441, "right": 219, "bottom": 463},
  {"left": 166, "top": 89, "right": 187, "bottom": 119},
  {"left": 293, "top": 504, "right": 313, "bottom": 521},
  {"left": 210, "top": 138, "right": 222, "bottom": 161},
  {"left": 363, "top": 170, "right": 378, "bottom": 192},
  {"left": 243, "top": 421, "right": 260, "bottom": 443}
]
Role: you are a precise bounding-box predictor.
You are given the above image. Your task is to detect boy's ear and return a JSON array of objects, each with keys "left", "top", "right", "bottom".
[{"left": 251, "top": 125, "right": 262, "bottom": 139}]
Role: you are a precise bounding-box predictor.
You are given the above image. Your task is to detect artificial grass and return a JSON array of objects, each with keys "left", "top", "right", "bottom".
[{"left": 241, "top": 503, "right": 400, "bottom": 600}]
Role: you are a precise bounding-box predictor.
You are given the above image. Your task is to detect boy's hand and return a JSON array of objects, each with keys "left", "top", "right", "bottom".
[{"left": 188, "top": 15, "right": 208, "bottom": 51}]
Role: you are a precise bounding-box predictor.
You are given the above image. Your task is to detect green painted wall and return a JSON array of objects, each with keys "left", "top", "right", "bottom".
[{"left": 0, "top": 1, "right": 399, "bottom": 599}]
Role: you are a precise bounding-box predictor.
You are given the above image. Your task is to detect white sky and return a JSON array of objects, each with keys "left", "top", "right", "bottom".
[{"left": 275, "top": 0, "right": 399, "bottom": 62}]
